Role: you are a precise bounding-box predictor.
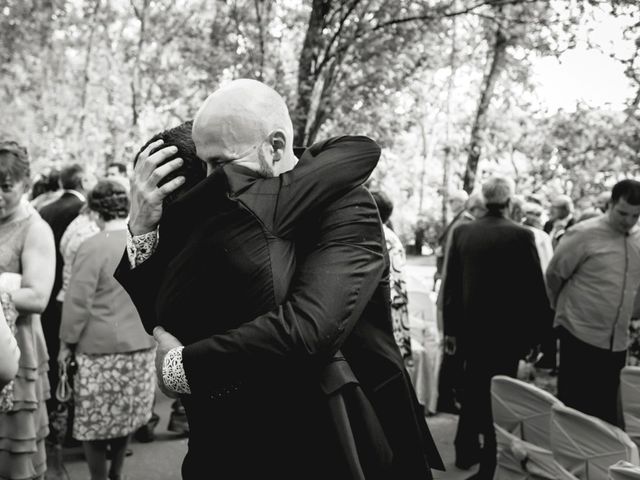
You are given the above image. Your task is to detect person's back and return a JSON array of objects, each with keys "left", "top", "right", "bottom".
[
  {"left": 443, "top": 176, "right": 549, "bottom": 479},
  {"left": 62, "top": 230, "right": 153, "bottom": 354},
  {"left": 452, "top": 214, "right": 543, "bottom": 351}
]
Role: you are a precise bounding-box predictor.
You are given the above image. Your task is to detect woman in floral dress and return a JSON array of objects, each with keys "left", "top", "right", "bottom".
[
  {"left": 0, "top": 140, "right": 56, "bottom": 480},
  {"left": 59, "top": 179, "right": 154, "bottom": 480}
]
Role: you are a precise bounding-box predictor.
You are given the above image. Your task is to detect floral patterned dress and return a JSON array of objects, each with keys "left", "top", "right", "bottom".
[
  {"left": 383, "top": 225, "right": 412, "bottom": 359},
  {"left": 73, "top": 349, "right": 155, "bottom": 440}
]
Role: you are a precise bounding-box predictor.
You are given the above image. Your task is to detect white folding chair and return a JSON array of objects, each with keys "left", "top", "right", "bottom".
[
  {"left": 551, "top": 404, "right": 640, "bottom": 480},
  {"left": 406, "top": 290, "right": 441, "bottom": 414},
  {"left": 491, "top": 375, "right": 562, "bottom": 450},
  {"left": 494, "top": 425, "right": 578, "bottom": 480},
  {"left": 609, "top": 461, "right": 640, "bottom": 480},
  {"left": 621, "top": 367, "right": 640, "bottom": 449}
]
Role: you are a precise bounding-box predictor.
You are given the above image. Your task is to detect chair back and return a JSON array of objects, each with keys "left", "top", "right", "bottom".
[
  {"left": 621, "top": 367, "right": 640, "bottom": 449},
  {"left": 551, "top": 404, "right": 640, "bottom": 480},
  {"left": 494, "top": 425, "right": 578, "bottom": 480},
  {"left": 491, "top": 375, "right": 561, "bottom": 450},
  {"left": 609, "top": 461, "right": 640, "bottom": 480}
]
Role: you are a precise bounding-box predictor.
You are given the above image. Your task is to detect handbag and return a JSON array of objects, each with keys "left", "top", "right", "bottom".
[
  {"left": 0, "top": 292, "right": 18, "bottom": 413},
  {"left": 51, "top": 355, "right": 76, "bottom": 444}
]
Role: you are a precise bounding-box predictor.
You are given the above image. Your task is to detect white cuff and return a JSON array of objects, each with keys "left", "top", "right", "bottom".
[
  {"left": 162, "top": 346, "right": 191, "bottom": 395},
  {"left": 126, "top": 226, "right": 159, "bottom": 268}
]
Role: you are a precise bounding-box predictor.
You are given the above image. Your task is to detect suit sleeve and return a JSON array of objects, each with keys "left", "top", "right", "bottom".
[
  {"left": 273, "top": 136, "right": 380, "bottom": 236},
  {"left": 114, "top": 248, "right": 167, "bottom": 334},
  {"left": 519, "top": 229, "right": 553, "bottom": 347},
  {"left": 545, "top": 228, "right": 588, "bottom": 309},
  {"left": 442, "top": 228, "right": 463, "bottom": 337},
  {"left": 60, "top": 241, "right": 100, "bottom": 344},
  {"left": 181, "top": 191, "right": 386, "bottom": 394}
]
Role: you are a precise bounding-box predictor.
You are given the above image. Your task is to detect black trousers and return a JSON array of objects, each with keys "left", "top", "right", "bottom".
[
  {"left": 454, "top": 352, "right": 519, "bottom": 478},
  {"left": 557, "top": 327, "right": 626, "bottom": 426},
  {"left": 42, "top": 300, "right": 62, "bottom": 417},
  {"left": 437, "top": 351, "right": 464, "bottom": 414}
]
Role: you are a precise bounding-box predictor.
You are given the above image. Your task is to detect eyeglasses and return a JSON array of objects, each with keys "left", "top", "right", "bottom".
[{"left": 524, "top": 211, "right": 542, "bottom": 217}]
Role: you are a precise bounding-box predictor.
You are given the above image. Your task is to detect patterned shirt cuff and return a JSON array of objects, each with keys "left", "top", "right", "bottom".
[
  {"left": 162, "top": 346, "right": 191, "bottom": 395},
  {"left": 126, "top": 226, "right": 159, "bottom": 268}
]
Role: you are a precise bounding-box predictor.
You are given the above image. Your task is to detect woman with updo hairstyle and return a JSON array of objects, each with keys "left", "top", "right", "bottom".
[
  {"left": 59, "top": 179, "right": 154, "bottom": 480},
  {"left": 0, "top": 140, "right": 56, "bottom": 480}
]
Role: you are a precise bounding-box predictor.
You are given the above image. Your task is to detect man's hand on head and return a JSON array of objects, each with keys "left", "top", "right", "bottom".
[
  {"left": 153, "top": 326, "right": 184, "bottom": 398},
  {"left": 129, "top": 140, "right": 185, "bottom": 236}
]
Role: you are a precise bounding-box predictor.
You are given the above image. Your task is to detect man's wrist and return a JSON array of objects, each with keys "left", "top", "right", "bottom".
[
  {"left": 162, "top": 346, "right": 191, "bottom": 395},
  {"left": 129, "top": 222, "right": 157, "bottom": 236}
]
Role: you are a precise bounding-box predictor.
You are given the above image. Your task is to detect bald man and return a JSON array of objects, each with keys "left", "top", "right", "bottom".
[{"left": 117, "top": 79, "right": 442, "bottom": 479}]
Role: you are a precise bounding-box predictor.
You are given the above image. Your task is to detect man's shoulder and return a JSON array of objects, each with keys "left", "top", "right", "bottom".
[{"left": 40, "top": 193, "right": 82, "bottom": 217}]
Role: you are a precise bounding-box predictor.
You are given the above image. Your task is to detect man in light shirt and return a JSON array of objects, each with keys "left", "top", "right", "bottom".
[{"left": 546, "top": 179, "right": 640, "bottom": 425}]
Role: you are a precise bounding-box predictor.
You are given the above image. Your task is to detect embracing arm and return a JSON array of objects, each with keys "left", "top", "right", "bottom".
[
  {"left": 179, "top": 192, "right": 386, "bottom": 395},
  {"left": 269, "top": 136, "right": 381, "bottom": 235},
  {"left": 11, "top": 220, "right": 55, "bottom": 314},
  {"left": 181, "top": 242, "right": 384, "bottom": 395}
]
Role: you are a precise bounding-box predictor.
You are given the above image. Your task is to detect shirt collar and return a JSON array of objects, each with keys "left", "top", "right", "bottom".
[
  {"left": 64, "top": 189, "right": 86, "bottom": 203},
  {"left": 222, "top": 163, "right": 264, "bottom": 196}
]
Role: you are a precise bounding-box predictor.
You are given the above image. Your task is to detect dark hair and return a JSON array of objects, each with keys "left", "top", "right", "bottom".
[
  {"left": 88, "top": 179, "right": 130, "bottom": 221},
  {"left": 0, "top": 140, "right": 30, "bottom": 184},
  {"left": 611, "top": 179, "right": 640, "bottom": 207},
  {"left": 60, "top": 163, "right": 85, "bottom": 190},
  {"left": 371, "top": 190, "right": 394, "bottom": 224},
  {"left": 31, "top": 169, "right": 60, "bottom": 199},
  {"left": 134, "top": 121, "right": 205, "bottom": 206},
  {"left": 107, "top": 162, "right": 127, "bottom": 175}
]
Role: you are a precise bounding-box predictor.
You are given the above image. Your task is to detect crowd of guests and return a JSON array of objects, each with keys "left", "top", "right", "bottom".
[
  {"left": 0, "top": 143, "right": 186, "bottom": 480},
  {"left": 433, "top": 176, "right": 640, "bottom": 479},
  {"left": 1, "top": 128, "right": 640, "bottom": 480}
]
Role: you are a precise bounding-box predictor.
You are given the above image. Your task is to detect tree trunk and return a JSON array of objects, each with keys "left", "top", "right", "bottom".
[
  {"left": 462, "top": 26, "right": 508, "bottom": 193},
  {"left": 78, "top": 0, "right": 102, "bottom": 136},
  {"left": 293, "top": 0, "right": 331, "bottom": 145},
  {"left": 130, "top": 0, "right": 149, "bottom": 128}
]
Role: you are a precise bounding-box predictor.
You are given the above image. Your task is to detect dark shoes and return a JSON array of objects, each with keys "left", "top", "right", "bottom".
[
  {"left": 134, "top": 412, "right": 160, "bottom": 443},
  {"left": 167, "top": 400, "right": 189, "bottom": 436}
]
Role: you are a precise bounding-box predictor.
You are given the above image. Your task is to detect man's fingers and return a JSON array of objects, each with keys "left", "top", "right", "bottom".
[
  {"left": 135, "top": 140, "right": 164, "bottom": 174},
  {"left": 137, "top": 144, "right": 178, "bottom": 180},
  {"left": 153, "top": 326, "right": 167, "bottom": 341},
  {"left": 157, "top": 176, "right": 185, "bottom": 197},
  {"left": 146, "top": 157, "right": 183, "bottom": 188}
]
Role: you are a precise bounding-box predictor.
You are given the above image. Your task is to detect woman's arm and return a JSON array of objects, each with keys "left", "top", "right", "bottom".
[
  {"left": 0, "top": 295, "right": 19, "bottom": 389},
  {"left": 11, "top": 220, "right": 55, "bottom": 314},
  {"left": 60, "top": 239, "right": 100, "bottom": 345}
]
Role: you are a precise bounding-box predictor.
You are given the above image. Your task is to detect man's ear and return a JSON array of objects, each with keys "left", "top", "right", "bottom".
[{"left": 268, "top": 130, "right": 286, "bottom": 163}]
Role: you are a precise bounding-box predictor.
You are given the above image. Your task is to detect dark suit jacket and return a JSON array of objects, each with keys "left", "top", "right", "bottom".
[
  {"left": 443, "top": 212, "right": 551, "bottom": 359},
  {"left": 39, "top": 191, "right": 85, "bottom": 300},
  {"left": 543, "top": 216, "right": 575, "bottom": 235},
  {"left": 39, "top": 191, "right": 85, "bottom": 377},
  {"left": 116, "top": 136, "right": 442, "bottom": 479}
]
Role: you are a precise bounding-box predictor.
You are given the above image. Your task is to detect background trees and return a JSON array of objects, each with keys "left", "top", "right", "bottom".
[{"left": 1, "top": 0, "right": 638, "bottom": 244}]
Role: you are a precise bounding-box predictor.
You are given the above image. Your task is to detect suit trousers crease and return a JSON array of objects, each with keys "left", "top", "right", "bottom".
[
  {"left": 454, "top": 351, "right": 519, "bottom": 476},
  {"left": 557, "top": 327, "right": 626, "bottom": 426}
]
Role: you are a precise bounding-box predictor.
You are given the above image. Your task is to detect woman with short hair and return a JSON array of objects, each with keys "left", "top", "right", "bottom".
[{"left": 59, "top": 179, "right": 155, "bottom": 480}]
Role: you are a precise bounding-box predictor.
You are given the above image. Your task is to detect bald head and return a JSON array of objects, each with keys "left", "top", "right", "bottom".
[
  {"left": 448, "top": 190, "right": 469, "bottom": 216},
  {"left": 192, "top": 79, "right": 296, "bottom": 177}
]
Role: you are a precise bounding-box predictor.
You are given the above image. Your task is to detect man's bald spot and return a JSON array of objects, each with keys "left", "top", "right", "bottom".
[{"left": 192, "top": 79, "right": 293, "bottom": 163}]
